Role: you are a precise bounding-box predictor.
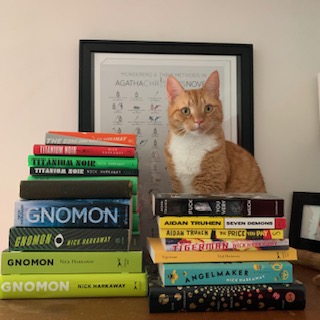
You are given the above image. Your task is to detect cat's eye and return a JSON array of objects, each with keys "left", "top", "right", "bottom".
[
  {"left": 204, "top": 104, "right": 213, "bottom": 113},
  {"left": 181, "top": 107, "right": 191, "bottom": 116}
]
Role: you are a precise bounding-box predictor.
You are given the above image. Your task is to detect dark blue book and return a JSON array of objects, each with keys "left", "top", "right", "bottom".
[{"left": 14, "top": 199, "right": 131, "bottom": 228}]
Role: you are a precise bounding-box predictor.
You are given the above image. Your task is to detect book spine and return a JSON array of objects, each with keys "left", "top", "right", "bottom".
[
  {"left": 14, "top": 199, "right": 131, "bottom": 228},
  {"left": 26, "top": 176, "right": 138, "bottom": 195},
  {"left": 147, "top": 238, "right": 297, "bottom": 263},
  {"left": 9, "top": 227, "right": 130, "bottom": 251},
  {"left": 153, "top": 194, "right": 284, "bottom": 217},
  {"left": 0, "top": 272, "right": 147, "bottom": 299},
  {"left": 161, "top": 238, "right": 290, "bottom": 251},
  {"left": 1, "top": 249, "right": 143, "bottom": 274},
  {"left": 148, "top": 281, "right": 306, "bottom": 312},
  {"left": 28, "top": 155, "right": 138, "bottom": 169},
  {"left": 158, "top": 228, "right": 285, "bottom": 239},
  {"left": 34, "top": 144, "right": 136, "bottom": 157},
  {"left": 157, "top": 216, "right": 287, "bottom": 230},
  {"left": 20, "top": 179, "right": 133, "bottom": 199},
  {"left": 159, "top": 261, "right": 293, "bottom": 286},
  {"left": 45, "top": 131, "right": 137, "bottom": 147},
  {"left": 132, "top": 212, "right": 140, "bottom": 233},
  {"left": 30, "top": 167, "right": 139, "bottom": 176}
]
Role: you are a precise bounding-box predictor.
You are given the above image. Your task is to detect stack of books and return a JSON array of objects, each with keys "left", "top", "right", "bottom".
[
  {"left": 0, "top": 131, "right": 147, "bottom": 299},
  {"left": 28, "top": 131, "right": 140, "bottom": 235},
  {"left": 146, "top": 193, "right": 306, "bottom": 313}
]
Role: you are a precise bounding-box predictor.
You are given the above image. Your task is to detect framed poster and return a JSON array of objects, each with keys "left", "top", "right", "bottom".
[
  {"left": 78, "top": 40, "right": 254, "bottom": 240},
  {"left": 289, "top": 192, "right": 320, "bottom": 253}
]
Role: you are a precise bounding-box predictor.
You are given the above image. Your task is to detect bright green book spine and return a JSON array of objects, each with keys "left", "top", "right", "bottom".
[
  {"left": 0, "top": 272, "right": 148, "bottom": 299},
  {"left": 132, "top": 212, "right": 140, "bottom": 233},
  {"left": 28, "top": 155, "right": 138, "bottom": 169},
  {"left": 1, "top": 249, "right": 143, "bottom": 274},
  {"left": 27, "top": 176, "right": 138, "bottom": 194}
]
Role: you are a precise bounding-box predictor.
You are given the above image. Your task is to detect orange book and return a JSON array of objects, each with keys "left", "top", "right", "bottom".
[
  {"left": 147, "top": 237, "right": 297, "bottom": 263},
  {"left": 45, "top": 131, "right": 136, "bottom": 147}
]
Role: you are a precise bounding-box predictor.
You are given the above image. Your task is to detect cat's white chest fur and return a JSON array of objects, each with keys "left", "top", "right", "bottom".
[{"left": 168, "top": 133, "right": 218, "bottom": 193}]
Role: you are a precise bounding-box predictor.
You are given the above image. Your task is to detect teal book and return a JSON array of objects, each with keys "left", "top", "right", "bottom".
[
  {"left": 28, "top": 155, "right": 138, "bottom": 169},
  {"left": 148, "top": 263, "right": 305, "bottom": 313},
  {"left": 0, "top": 272, "right": 147, "bottom": 299},
  {"left": 158, "top": 261, "right": 293, "bottom": 286}
]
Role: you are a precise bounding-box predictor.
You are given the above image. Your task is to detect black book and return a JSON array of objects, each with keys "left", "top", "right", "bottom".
[
  {"left": 19, "top": 179, "right": 132, "bottom": 199},
  {"left": 147, "top": 264, "right": 306, "bottom": 313},
  {"left": 30, "top": 167, "right": 139, "bottom": 177},
  {"left": 152, "top": 193, "right": 284, "bottom": 217}
]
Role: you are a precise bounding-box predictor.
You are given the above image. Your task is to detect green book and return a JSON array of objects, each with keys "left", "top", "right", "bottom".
[
  {"left": 0, "top": 272, "right": 147, "bottom": 299},
  {"left": 132, "top": 212, "right": 140, "bottom": 233},
  {"left": 1, "top": 245, "right": 142, "bottom": 274},
  {"left": 132, "top": 195, "right": 138, "bottom": 212},
  {"left": 27, "top": 176, "right": 139, "bottom": 194},
  {"left": 9, "top": 227, "right": 131, "bottom": 251},
  {"left": 28, "top": 155, "right": 138, "bottom": 169}
]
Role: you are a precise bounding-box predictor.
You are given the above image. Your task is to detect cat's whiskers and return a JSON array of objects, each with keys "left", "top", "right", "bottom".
[{"left": 175, "top": 125, "right": 188, "bottom": 136}]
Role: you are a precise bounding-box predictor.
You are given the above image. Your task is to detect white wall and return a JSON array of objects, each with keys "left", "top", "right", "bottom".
[{"left": 1, "top": 0, "right": 320, "bottom": 250}]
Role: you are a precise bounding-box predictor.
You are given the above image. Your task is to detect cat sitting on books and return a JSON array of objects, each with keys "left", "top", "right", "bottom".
[
  {"left": 164, "top": 70, "right": 266, "bottom": 194},
  {"left": 164, "top": 70, "right": 320, "bottom": 285}
]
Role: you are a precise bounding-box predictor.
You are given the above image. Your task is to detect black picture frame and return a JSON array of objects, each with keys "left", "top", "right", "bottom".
[
  {"left": 78, "top": 40, "right": 254, "bottom": 154},
  {"left": 289, "top": 192, "right": 320, "bottom": 253}
]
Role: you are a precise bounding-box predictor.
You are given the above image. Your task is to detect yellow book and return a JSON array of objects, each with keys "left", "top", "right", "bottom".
[
  {"left": 147, "top": 237, "right": 297, "bottom": 263},
  {"left": 158, "top": 228, "right": 285, "bottom": 240},
  {"left": 157, "top": 216, "right": 286, "bottom": 230}
]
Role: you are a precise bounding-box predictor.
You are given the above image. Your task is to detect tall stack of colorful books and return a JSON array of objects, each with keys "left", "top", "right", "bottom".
[
  {"left": 29, "top": 131, "right": 140, "bottom": 236},
  {"left": 147, "top": 193, "right": 306, "bottom": 313},
  {"left": 0, "top": 131, "right": 147, "bottom": 299}
]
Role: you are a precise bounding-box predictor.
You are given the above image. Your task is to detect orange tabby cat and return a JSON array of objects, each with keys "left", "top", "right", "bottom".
[{"left": 165, "top": 70, "right": 266, "bottom": 194}]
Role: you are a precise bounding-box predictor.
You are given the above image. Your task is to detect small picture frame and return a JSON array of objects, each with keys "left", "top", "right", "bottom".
[{"left": 289, "top": 192, "right": 320, "bottom": 253}]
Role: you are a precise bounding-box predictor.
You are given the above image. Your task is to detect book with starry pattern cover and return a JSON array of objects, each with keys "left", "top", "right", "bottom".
[{"left": 147, "top": 263, "right": 305, "bottom": 313}]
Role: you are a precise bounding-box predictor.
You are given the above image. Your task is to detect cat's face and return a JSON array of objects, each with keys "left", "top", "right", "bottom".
[{"left": 166, "top": 71, "right": 223, "bottom": 136}]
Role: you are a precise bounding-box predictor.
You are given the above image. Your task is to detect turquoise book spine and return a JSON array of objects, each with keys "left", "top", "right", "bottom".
[{"left": 158, "top": 261, "right": 293, "bottom": 286}]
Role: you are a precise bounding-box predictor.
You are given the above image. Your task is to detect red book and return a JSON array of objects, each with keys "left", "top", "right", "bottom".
[
  {"left": 33, "top": 144, "right": 136, "bottom": 157},
  {"left": 45, "top": 131, "right": 136, "bottom": 147}
]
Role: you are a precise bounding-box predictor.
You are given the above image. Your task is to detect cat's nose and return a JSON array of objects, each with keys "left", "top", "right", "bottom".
[{"left": 195, "top": 119, "right": 204, "bottom": 126}]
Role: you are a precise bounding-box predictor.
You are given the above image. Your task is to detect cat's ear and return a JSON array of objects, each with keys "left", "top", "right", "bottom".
[
  {"left": 167, "top": 76, "right": 185, "bottom": 103},
  {"left": 203, "top": 71, "right": 220, "bottom": 98}
]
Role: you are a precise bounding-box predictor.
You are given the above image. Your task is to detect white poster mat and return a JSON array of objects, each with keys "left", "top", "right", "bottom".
[{"left": 93, "top": 53, "right": 238, "bottom": 236}]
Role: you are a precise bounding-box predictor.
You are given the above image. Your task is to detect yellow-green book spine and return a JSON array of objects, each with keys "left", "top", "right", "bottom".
[{"left": 0, "top": 272, "right": 147, "bottom": 299}]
